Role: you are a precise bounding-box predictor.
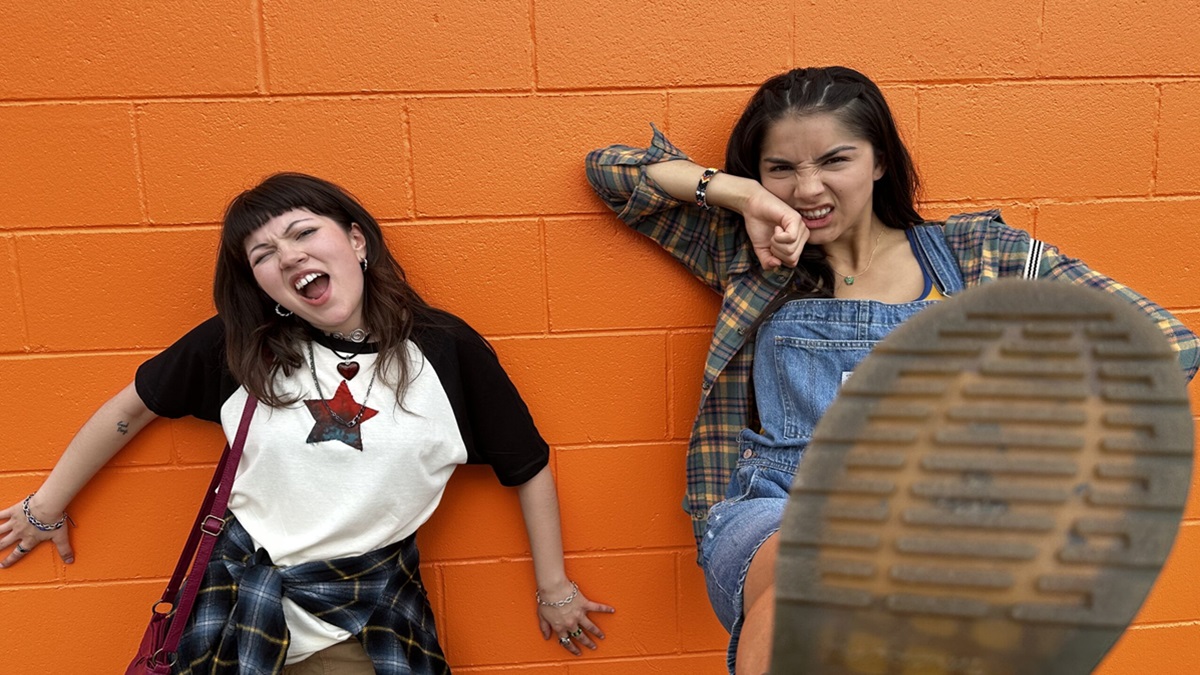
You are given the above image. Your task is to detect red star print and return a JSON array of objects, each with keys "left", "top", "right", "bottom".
[{"left": 303, "top": 380, "right": 379, "bottom": 451}]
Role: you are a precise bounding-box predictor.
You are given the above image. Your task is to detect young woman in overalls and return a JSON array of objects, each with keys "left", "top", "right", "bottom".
[{"left": 587, "top": 66, "right": 1198, "bottom": 674}]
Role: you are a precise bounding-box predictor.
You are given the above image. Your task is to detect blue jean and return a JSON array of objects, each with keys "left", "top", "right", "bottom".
[{"left": 697, "top": 227, "right": 967, "bottom": 671}]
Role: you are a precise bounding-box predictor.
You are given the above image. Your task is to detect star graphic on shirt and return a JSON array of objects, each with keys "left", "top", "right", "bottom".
[{"left": 304, "top": 380, "right": 379, "bottom": 451}]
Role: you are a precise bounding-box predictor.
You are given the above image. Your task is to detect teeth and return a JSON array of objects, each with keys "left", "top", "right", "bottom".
[
  {"left": 294, "top": 272, "right": 321, "bottom": 291},
  {"left": 800, "top": 207, "right": 832, "bottom": 219}
]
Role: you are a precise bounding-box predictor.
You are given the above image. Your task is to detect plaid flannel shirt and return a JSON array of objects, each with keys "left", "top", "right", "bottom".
[
  {"left": 175, "top": 516, "right": 449, "bottom": 675},
  {"left": 586, "top": 125, "right": 1200, "bottom": 547}
]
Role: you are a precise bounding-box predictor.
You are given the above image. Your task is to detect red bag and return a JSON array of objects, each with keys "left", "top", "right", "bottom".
[{"left": 126, "top": 396, "right": 257, "bottom": 674}]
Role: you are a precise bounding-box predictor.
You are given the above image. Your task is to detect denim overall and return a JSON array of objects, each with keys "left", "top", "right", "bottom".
[{"left": 698, "top": 226, "right": 967, "bottom": 670}]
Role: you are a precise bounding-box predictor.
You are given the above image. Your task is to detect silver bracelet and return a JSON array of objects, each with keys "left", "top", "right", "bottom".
[
  {"left": 536, "top": 581, "right": 579, "bottom": 608},
  {"left": 23, "top": 493, "right": 70, "bottom": 532}
]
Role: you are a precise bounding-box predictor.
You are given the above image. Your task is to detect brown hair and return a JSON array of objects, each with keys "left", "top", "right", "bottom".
[{"left": 214, "top": 172, "right": 435, "bottom": 407}]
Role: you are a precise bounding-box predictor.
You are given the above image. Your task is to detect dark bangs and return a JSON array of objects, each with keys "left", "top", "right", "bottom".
[{"left": 220, "top": 173, "right": 360, "bottom": 267}]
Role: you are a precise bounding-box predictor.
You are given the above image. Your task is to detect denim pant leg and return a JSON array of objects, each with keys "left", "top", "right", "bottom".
[{"left": 698, "top": 439, "right": 801, "bottom": 672}]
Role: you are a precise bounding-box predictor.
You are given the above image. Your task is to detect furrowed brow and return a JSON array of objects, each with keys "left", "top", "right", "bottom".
[{"left": 816, "top": 145, "right": 857, "bottom": 162}]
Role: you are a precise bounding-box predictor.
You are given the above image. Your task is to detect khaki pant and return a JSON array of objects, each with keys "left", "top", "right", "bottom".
[{"left": 282, "top": 640, "right": 376, "bottom": 675}]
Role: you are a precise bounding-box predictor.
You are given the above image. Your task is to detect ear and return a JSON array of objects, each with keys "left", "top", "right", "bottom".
[
  {"left": 873, "top": 154, "right": 886, "bottom": 181},
  {"left": 348, "top": 223, "right": 367, "bottom": 256}
]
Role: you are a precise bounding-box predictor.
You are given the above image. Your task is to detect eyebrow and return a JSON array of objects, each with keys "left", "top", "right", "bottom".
[
  {"left": 247, "top": 216, "right": 316, "bottom": 255},
  {"left": 762, "top": 145, "right": 858, "bottom": 164}
]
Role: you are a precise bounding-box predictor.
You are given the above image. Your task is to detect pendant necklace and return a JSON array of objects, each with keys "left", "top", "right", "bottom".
[
  {"left": 828, "top": 228, "right": 884, "bottom": 286},
  {"left": 307, "top": 340, "right": 377, "bottom": 427},
  {"left": 331, "top": 347, "right": 360, "bottom": 380}
]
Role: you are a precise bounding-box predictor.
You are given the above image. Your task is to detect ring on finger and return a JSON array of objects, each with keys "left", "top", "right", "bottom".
[
  {"left": 558, "top": 636, "right": 572, "bottom": 646},
  {"left": 15, "top": 544, "right": 30, "bottom": 554},
  {"left": 569, "top": 627, "right": 583, "bottom": 638}
]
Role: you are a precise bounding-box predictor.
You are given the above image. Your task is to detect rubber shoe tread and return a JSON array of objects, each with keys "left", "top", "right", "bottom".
[{"left": 770, "top": 279, "right": 1193, "bottom": 675}]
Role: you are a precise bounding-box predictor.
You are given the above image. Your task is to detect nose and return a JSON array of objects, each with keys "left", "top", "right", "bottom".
[
  {"left": 277, "top": 242, "right": 307, "bottom": 268},
  {"left": 792, "top": 167, "right": 824, "bottom": 202}
]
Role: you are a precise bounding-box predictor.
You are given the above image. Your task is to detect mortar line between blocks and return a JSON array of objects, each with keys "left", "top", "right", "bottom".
[
  {"left": 538, "top": 218, "right": 551, "bottom": 335},
  {"left": 6, "top": 236, "right": 31, "bottom": 346},
  {"left": 402, "top": 103, "right": 418, "bottom": 218},
  {"left": 665, "top": 333, "right": 676, "bottom": 442},
  {"left": 252, "top": 0, "right": 271, "bottom": 94},
  {"left": 528, "top": 0, "right": 539, "bottom": 92},
  {"left": 5, "top": 77, "right": 1200, "bottom": 105},
  {"left": 790, "top": 0, "right": 797, "bottom": 67},
  {"left": 1151, "top": 83, "right": 1163, "bottom": 196},
  {"left": 1036, "top": 0, "right": 1047, "bottom": 78},
  {"left": 130, "top": 104, "right": 150, "bottom": 224}
]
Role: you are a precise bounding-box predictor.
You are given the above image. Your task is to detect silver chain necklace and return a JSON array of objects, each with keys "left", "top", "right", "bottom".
[{"left": 306, "top": 340, "right": 377, "bottom": 427}]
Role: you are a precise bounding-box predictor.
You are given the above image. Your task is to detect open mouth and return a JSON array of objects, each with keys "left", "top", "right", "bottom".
[
  {"left": 294, "top": 272, "right": 330, "bottom": 300},
  {"left": 799, "top": 206, "right": 833, "bottom": 221}
]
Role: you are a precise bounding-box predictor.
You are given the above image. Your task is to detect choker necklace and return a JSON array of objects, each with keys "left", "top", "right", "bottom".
[
  {"left": 307, "top": 341, "right": 377, "bottom": 427},
  {"left": 331, "top": 328, "right": 370, "bottom": 343},
  {"left": 828, "top": 228, "right": 884, "bottom": 286}
]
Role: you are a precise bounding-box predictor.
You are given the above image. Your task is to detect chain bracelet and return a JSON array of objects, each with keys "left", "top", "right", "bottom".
[
  {"left": 22, "top": 493, "right": 69, "bottom": 532},
  {"left": 536, "top": 581, "right": 579, "bottom": 608}
]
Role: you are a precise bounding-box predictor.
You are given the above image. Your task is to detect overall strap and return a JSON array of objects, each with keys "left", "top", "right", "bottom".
[{"left": 907, "top": 224, "right": 966, "bottom": 295}]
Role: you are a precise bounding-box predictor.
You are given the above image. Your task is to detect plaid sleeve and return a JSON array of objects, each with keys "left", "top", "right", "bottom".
[
  {"left": 1038, "top": 244, "right": 1199, "bottom": 382},
  {"left": 946, "top": 211, "right": 1199, "bottom": 382},
  {"left": 585, "top": 124, "right": 750, "bottom": 293}
]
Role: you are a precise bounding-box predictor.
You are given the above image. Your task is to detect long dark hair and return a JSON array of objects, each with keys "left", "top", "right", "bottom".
[
  {"left": 214, "top": 172, "right": 434, "bottom": 407},
  {"left": 726, "top": 66, "right": 922, "bottom": 298}
]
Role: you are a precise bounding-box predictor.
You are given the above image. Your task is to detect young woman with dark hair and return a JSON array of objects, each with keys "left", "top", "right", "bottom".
[
  {"left": 0, "top": 172, "right": 614, "bottom": 674},
  {"left": 587, "top": 66, "right": 1197, "bottom": 674}
]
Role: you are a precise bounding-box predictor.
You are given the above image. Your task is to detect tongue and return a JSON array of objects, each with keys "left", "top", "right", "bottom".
[{"left": 302, "top": 275, "right": 329, "bottom": 300}]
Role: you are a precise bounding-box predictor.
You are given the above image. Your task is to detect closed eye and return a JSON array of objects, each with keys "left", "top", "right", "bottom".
[{"left": 251, "top": 250, "right": 274, "bottom": 266}]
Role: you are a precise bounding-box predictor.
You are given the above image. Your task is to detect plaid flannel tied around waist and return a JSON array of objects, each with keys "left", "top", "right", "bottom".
[{"left": 174, "top": 516, "right": 449, "bottom": 675}]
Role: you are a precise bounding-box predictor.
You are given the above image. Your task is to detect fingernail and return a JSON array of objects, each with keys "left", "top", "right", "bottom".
[{"left": 64, "top": 558, "right": 74, "bottom": 564}]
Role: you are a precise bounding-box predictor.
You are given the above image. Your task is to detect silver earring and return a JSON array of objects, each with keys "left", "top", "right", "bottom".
[
  {"left": 275, "top": 303, "right": 293, "bottom": 317},
  {"left": 360, "top": 258, "right": 368, "bottom": 271}
]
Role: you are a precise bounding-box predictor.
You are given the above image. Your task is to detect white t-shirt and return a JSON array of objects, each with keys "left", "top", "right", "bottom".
[{"left": 136, "top": 312, "right": 548, "bottom": 664}]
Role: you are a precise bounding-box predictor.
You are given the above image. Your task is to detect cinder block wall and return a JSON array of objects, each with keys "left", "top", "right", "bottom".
[{"left": 2, "top": 2, "right": 1198, "bottom": 673}]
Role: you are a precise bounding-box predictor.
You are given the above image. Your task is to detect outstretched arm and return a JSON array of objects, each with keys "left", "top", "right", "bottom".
[
  {"left": 0, "top": 381, "right": 157, "bottom": 567},
  {"left": 516, "top": 465, "right": 616, "bottom": 656}
]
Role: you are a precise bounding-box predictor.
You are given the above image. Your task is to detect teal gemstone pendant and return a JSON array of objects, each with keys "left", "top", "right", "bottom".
[{"left": 844, "top": 276, "right": 855, "bottom": 285}]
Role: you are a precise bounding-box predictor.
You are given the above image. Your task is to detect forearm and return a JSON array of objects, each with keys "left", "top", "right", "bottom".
[
  {"left": 28, "top": 381, "right": 157, "bottom": 521},
  {"left": 644, "top": 159, "right": 763, "bottom": 214},
  {"left": 516, "top": 465, "right": 571, "bottom": 596}
]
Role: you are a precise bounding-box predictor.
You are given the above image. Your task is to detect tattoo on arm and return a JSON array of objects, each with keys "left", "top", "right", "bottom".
[{"left": 117, "top": 421, "right": 129, "bottom": 435}]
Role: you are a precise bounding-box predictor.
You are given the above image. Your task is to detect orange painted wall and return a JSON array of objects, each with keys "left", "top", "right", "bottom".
[{"left": 2, "top": 1, "right": 1198, "bottom": 673}]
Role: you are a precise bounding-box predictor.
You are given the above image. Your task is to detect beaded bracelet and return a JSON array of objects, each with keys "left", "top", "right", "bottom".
[
  {"left": 23, "top": 493, "right": 70, "bottom": 532},
  {"left": 694, "top": 167, "right": 720, "bottom": 210},
  {"left": 536, "top": 581, "right": 579, "bottom": 608}
]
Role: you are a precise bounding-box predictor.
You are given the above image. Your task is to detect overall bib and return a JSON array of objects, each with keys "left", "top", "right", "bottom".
[{"left": 697, "top": 227, "right": 966, "bottom": 669}]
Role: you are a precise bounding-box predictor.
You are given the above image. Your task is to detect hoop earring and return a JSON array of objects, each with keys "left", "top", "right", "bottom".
[
  {"left": 360, "top": 258, "right": 368, "bottom": 272},
  {"left": 275, "top": 303, "right": 293, "bottom": 317}
]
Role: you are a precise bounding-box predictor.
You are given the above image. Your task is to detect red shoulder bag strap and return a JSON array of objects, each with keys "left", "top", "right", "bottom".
[{"left": 149, "top": 395, "right": 257, "bottom": 669}]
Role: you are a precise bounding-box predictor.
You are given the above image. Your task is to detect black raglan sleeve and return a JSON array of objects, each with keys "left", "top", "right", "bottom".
[
  {"left": 134, "top": 316, "right": 238, "bottom": 423},
  {"left": 415, "top": 312, "right": 550, "bottom": 487}
]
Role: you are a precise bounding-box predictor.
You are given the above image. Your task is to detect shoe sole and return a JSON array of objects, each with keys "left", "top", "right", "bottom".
[{"left": 771, "top": 279, "right": 1193, "bottom": 675}]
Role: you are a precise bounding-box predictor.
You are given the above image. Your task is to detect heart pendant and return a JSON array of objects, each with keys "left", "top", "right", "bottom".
[{"left": 336, "top": 361, "right": 360, "bottom": 380}]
